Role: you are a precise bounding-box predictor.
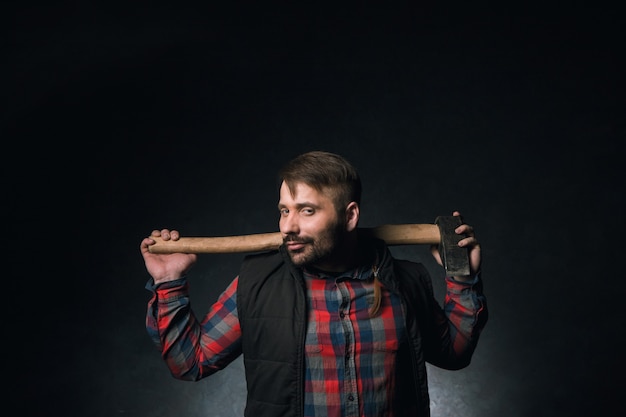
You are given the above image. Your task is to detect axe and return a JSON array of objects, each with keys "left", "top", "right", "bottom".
[{"left": 148, "top": 216, "right": 470, "bottom": 276}]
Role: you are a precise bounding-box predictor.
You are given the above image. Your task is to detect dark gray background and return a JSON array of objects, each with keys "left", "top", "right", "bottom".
[{"left": 6, "top": 2, "right": 624, "bottom": 417}]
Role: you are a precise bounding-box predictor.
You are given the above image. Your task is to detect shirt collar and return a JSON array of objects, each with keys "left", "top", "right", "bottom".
[{"left": 303, "top": 260, "right": 377, "bottom": 282}]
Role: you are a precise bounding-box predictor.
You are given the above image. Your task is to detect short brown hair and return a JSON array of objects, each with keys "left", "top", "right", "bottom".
[{"left": 278, "top": 151, "right": 362, "bottom": 210}]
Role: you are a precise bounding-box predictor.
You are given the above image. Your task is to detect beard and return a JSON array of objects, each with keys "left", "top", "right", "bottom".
[{"left": 284, "top": 219, "right": 346, "bottom": 268}]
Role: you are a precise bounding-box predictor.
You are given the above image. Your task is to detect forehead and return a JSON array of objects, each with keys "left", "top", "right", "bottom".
[{"left": 278, "top": 181, "right": 334, "bottom": 205}]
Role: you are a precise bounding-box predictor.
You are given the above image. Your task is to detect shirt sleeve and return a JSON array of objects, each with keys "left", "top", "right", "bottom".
[
  {"left": 427, "top": 273, "right": 488, "bottom": 369},
  {"left": 444, "top": 274, "right": 488, "bottom": 350},
  {"left": 145, "top": 276, "right": 243, "bottom": 380}
]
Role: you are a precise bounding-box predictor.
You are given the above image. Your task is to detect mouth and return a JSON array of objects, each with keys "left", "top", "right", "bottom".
[
  {"left": 286, "top": 242, "right": 306, "bottom": 251},
  {"left": 284, "top": 237, "right": 310, "bottom": 251}
]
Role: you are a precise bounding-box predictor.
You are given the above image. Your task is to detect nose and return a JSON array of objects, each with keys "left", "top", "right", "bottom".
[{"left": 280, "top": 212, "right": 299, "bottom": 236}]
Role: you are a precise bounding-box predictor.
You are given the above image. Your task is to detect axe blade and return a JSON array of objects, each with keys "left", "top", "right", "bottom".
[{"left": 435, "top": 216, "right": 471, "bottom": 277}]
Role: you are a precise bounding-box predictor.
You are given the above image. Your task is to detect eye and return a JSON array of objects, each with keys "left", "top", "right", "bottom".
[
  {"left": 279, "top": 208, "right": 289, "bottom": 216},
  {"left": 301, "top": 208, "right": 315, "bottom": 215}
]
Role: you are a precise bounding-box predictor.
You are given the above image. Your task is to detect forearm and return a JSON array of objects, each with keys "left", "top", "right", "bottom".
[
  {"left": 443, "top": 274, "right": 488, "bottom": 353},
  {"left": 145, "top": 278, "right": 242, "bottom": 380},
  {"left": 427, "top": 274, "right": 488, "bottom": 369}
]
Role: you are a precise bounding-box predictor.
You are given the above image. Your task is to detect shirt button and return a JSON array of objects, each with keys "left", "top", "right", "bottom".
[
  {"left": 340, "top": 312, "right": 345, "bottom": 318},
  {"left": 348, "top": 395, "right": 355, "bottom": 401}
]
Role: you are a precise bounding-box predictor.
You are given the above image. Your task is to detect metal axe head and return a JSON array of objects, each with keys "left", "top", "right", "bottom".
[{"left": 435, "top": 216, "right": 471, "bottom": 277}]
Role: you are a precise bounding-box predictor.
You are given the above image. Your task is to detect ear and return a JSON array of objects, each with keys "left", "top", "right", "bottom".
[{"left": 344, "top": 202, "right": 360, "bottom": 232}]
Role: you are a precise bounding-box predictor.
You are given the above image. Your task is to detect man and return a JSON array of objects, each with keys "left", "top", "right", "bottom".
[{"left": 140, "top": 150, "right": 488, "bottom": 417}]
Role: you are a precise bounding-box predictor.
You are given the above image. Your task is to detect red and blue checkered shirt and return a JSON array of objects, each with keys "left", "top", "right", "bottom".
[{"left": 146, "top": 265, "right": 485, "bottom": 416}]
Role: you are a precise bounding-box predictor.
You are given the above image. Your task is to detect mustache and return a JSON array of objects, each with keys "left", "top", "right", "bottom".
[{"left": 283, "top": 235, "right": 313, "bottom": 244}]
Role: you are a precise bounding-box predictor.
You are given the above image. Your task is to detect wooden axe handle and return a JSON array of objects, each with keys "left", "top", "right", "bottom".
[{"left": 148, "top": 224, "right": 440, "bottom": 254}]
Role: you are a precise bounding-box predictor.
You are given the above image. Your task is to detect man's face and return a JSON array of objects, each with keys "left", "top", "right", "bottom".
[{"left": 278, "top": 181, "right": 346, "bottom": 269}]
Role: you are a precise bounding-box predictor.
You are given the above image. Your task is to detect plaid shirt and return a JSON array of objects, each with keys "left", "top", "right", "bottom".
[
  {"left": 301, "top": 265, "right": 405, "bottom": 417},
  {"left": 146, "top": 265, "right": 485, "bottom": 416}
]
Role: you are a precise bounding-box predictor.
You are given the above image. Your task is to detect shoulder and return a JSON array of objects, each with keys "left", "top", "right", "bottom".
[
  {"left": 239, "top": 250, "right": 284, "bottom": 278},
  {"left": 388, "top": 258, "right": 434, "bottom": 297},
  {"left": 393, "top": 259, "right": 430, "bottom": 279},
  {"left": 242, "top": 249, "right": 283, "bottom": 265}
]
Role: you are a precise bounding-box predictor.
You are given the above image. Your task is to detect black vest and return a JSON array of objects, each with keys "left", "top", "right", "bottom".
[{"left": 237, "top": 239, "right": 436, "bottom": 417}]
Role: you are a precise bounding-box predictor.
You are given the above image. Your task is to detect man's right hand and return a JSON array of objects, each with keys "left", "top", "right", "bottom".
[{"left": 140, "top": 229, "right": 198, "bottom": 285}]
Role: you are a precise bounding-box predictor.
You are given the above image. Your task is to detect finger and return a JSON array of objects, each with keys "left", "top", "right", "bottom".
[
  {"left": 140, "top": 237, "right": 154, "bottom": 252},
  {"left": 455, "top": 223, "right": 474, "bottom": 236},
  {"left": 150, "top": 229, "right": 161, "bottom": 237},
  {"left": 430, "top": 244, "right": 443, "bottom": 265},
  {"left": 170, "top": 230, "right": 180, "bottom": 240},
  {"left": 458, "top": 236, "right": 478, "bottom": 248}
]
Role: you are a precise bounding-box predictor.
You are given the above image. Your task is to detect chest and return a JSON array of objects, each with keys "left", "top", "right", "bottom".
[{"left": 304, "top": 277, "right": 406, "bottom": 355}]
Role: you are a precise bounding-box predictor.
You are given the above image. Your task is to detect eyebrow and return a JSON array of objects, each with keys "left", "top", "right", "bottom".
[{"left": 277, "top": 201, "right": 321, "bottom": 210}]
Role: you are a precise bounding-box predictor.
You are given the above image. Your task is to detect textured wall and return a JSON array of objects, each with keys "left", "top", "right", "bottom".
[{"left": 7, "top": 3, "right": 623, "bottom": 417}]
